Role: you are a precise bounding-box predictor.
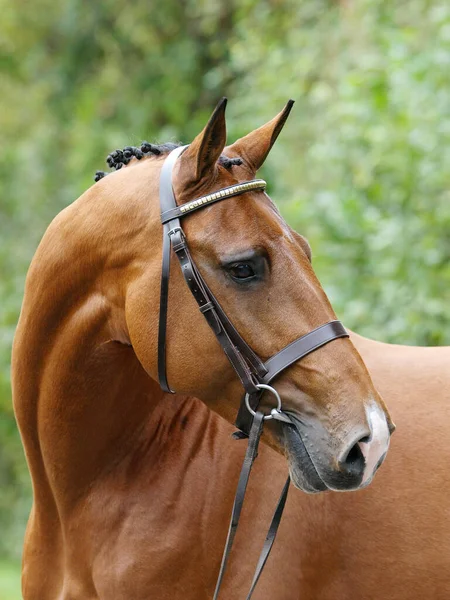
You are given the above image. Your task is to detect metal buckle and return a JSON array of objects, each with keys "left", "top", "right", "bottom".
[
  {"left": 168, "top": 227, "right": 186, "bottom": 253},
  {"left": 244, "top": 384, "right": 290, "bottom": 422},
  {"left": 168, "top": 226, "right": 183, "bottom": 237}
]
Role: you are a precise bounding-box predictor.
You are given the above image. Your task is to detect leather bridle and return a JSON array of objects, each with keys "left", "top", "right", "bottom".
[{"left": 158, "top": 146, "right": 349, "bottom": 598}]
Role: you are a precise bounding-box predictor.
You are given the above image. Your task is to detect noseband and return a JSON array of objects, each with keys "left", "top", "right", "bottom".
[{"left": 158, "top": 146, "right": 348, "bottom": 598}]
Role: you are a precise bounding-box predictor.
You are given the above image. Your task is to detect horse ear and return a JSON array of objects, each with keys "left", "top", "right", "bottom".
[
  {"left": 179, "top": 97, "right": 227, "bottom": 184},
  {"left": 226, "top": 100, "right": 294, "bottom": 174}
]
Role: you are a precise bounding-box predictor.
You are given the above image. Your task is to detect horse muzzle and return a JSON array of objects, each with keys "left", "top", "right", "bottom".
[{"left": 282, "top": 403, "right": 392, "bottom": 493}]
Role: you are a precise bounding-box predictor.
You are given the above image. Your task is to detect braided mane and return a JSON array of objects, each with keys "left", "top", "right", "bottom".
[{"left": 95, "top": 142, "right": 242, "bottom": 182}]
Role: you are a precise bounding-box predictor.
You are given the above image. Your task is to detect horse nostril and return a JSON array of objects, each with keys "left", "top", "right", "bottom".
[
  {"left": 339, "top": 439, "right": 366, "bottom": 478},
  {"left": 345, "top": 443, "right": 363, "bottom": 465}
]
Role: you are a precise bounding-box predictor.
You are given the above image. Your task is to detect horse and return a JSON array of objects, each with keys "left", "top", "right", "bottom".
[{"left": 11, "top": 99, "right": 396, "bottom": 599}]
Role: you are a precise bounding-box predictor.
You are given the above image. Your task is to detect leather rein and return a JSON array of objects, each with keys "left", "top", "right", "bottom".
[{"left": 158, "top": 146, "right": 349, "bottom": 598}]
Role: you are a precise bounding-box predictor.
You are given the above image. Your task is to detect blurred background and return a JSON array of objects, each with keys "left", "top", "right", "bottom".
[{"left": 1, "top": 0, "right": 450, "bottom": 597}]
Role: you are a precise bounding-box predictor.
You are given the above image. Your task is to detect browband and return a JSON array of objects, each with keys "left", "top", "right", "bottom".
[{"left": 161, "top": 178, "right": 266, "bottom": 223}]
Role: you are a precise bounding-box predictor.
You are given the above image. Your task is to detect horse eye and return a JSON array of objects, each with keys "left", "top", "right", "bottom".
[{"left": 228, "top": 263, "right": 255, "bottom": 280}]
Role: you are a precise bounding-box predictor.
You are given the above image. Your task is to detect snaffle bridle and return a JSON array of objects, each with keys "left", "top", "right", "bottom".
[{"left": 158, "top": 146, "right": 349, "bottom": 598}]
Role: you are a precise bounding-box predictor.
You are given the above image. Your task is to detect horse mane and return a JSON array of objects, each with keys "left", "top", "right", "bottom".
[{"left": 94, "top": 141, "right": 243, "bottom": 182}]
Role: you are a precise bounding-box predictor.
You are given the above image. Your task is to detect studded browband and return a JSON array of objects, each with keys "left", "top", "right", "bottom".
[{"left": 161, "top": 178, "right": 267, "bottom": 223}]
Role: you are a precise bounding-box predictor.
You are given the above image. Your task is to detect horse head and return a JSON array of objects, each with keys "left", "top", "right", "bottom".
[{"left": 95, "top": 99, "right": 394, "bottom": 493}]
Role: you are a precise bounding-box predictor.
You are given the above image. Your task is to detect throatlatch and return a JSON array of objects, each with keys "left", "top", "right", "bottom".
[{"left": 157, "top": 146, "right": 349, "bottom": 598}]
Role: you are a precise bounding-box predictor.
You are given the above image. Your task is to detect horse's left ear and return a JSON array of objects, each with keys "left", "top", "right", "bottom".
[
  {"left": 226, "top": 100, "right": 294, "bottom": 174},
  {"left": 179, "top": 97, "right": 227, "bottom": 185}
]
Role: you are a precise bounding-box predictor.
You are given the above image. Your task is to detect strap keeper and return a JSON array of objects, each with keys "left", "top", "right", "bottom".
[{"left": 199, "top": 301, "right": 214, "bottom": 314}]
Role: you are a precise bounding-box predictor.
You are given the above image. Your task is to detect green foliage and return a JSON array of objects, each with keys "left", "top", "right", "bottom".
[
  {"left": 0, "top": 560, "right": 21, "bottom": 600},
  {"left": 1, "top": 0, "right": 449, "bottom": 569}
]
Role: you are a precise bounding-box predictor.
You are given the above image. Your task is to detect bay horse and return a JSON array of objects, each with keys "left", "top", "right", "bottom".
[{"left": 12, "top": 99, "right": 396, "bottom": 599}]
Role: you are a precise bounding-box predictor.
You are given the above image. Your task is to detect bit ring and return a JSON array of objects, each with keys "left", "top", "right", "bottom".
[{"left": 244, "top": 384, "right": 282, "bottom": 420}]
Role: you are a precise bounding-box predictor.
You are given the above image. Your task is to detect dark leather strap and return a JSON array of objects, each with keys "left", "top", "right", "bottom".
[
  {"left": 201, "top": 281, "right": 268, "bottom": 379},
  {"left": 213, "top": 412, "right": 265, "bottom": 600},
  {"left": 170, "top": 229, "right": 259, "bottom": 395},
  {"left": 262, "top": 320, "right": 348, "bottom": 384},
  {"left": 159, "top": 145, "right": 188, "bottom": 215},
  {"left": 246, "top": 476, "right": 290, "bottom": 599},
  {"left": 214, "top": 428, "right": 290, "bottom": 600},
  {"left": 158, "top": 146, "right": 187, "bottom": 393},
  {"left": 157, "top": 222, "right": 177, "bottom": 392}
]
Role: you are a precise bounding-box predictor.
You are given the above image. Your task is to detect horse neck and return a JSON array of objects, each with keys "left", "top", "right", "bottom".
[{"left": 12, "top": 160, "right": 179, "bottom": 509}]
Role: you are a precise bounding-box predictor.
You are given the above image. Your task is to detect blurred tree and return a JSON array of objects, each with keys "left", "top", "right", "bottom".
[{"left": 1, "top": 0, "right": 449, "bottom": 563}]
